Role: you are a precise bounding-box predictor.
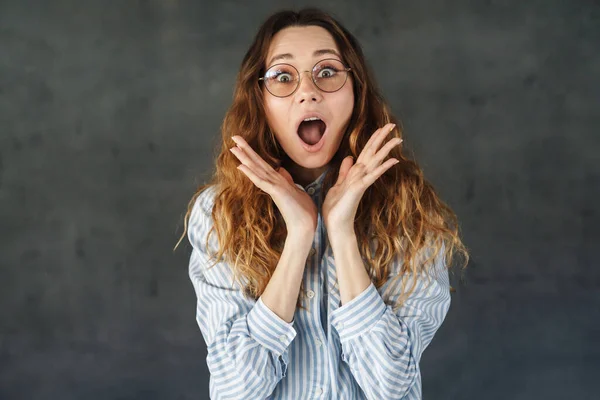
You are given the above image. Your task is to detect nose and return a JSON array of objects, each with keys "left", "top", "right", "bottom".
[{"left": 295, "top": 71, "right": 323, "bottom": 104}]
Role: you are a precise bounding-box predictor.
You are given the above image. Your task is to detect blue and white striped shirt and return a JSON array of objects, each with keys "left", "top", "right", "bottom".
[{"left": 187, "top": 169, "right": 452, "bottom": 399}]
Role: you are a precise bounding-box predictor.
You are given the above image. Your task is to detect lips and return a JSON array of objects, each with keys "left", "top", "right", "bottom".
[
  {"left": 295, "top": 112, "right": 328, "bottom": 145},
  {"left": 298, "top": 120, "right": 326, "bottom": 145},
  {"left": 295, "top": 112, "right": 327, "bottom": 134}
]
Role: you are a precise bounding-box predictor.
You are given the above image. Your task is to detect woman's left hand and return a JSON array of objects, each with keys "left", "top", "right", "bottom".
[{"left": 322, "top": 123, "right": 402, "bottom": 234}]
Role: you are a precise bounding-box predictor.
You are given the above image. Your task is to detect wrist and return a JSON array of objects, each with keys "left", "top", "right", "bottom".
[
  {"left": 287, "top": 227, "right": 315, "bottom": 244},
  {"left": 327, "top": 228, "right": 356, "bottom": 248}
]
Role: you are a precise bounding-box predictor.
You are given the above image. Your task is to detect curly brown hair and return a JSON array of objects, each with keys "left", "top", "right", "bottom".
[{"left": 175, "top": 8, "right": 469, "bottom": 312}]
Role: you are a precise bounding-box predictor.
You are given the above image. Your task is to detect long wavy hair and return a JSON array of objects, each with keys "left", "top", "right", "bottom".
[{"left": 175, "top": 8, "right": 469, "bottom": 312}]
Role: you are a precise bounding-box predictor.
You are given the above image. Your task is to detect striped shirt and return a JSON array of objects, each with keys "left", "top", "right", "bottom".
[{"left": 187, "top": 169, "right": 452, "bottom": 399}]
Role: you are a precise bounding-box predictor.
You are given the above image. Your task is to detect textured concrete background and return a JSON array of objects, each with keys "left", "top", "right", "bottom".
[{"left": 1, "top": 0, "right": 598, "bottom": 399}]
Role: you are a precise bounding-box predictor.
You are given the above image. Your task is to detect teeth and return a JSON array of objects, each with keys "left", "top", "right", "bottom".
[{"left": 303, "top": 117, "right": 321, "bottom": 122}]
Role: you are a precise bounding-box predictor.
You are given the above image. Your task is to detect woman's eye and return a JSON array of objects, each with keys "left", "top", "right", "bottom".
[
  {"left": 276, "top": 73, "right": 293, "bottom": 83},
  {"left": 317, "top": 68, "right": 337, "bottom": 78}
]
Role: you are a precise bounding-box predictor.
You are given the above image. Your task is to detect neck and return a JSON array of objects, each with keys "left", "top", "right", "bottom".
[{"left": 284, "top": 161, "right": 328, "bottom": 188}]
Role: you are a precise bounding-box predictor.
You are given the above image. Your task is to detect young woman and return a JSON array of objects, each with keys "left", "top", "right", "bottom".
[{"left": 177, "top": 8, "right": 468, "bottom": 400}]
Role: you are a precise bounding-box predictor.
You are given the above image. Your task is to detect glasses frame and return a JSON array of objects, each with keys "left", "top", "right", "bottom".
[{"left": 259, "top": 58, "right": 352, "bottom": 98}]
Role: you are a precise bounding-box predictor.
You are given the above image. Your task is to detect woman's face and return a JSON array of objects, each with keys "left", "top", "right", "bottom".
[{"left": 262, "top": 25, "right": 354, "bottom": 184}]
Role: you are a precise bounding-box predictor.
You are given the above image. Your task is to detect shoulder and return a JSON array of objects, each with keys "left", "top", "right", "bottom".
[
  {"left": 191, "top": 185, "right": 219, "bottom": 218},
  {"left": 188, "top": 185, "right": 220, "bottom": 250}
]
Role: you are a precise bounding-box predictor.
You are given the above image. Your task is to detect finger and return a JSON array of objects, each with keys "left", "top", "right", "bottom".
[
  {"left": 230, "top": 146, "right": 270, "bottom": 181},
  {"left": 231, "top": 136, "right": 275, "bottom": 173},
  {"left": 363, "top": 158, "right": 399, "bottom": 187},
  {"left": 236, "top": 164, "right": 270, "bottom": 192},
  {"left": 335, "top": 156, "right": 354, "bottom": 186},
  {"left": 358, "top": 123, "right": 396, "bottom": 163},
  {"left": 364, "top": 123, "right": 395, "bottom": 153},
  {"left": 358, "top": 125, "right": 386, "bottom": 158},
  {"left": 277, "top": 166, "right": 295, "bottom": 186},
  {"left": 369, "top": 137, "right": 403, "bottom": 169}
]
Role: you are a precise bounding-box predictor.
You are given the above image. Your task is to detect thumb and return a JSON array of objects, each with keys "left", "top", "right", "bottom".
[
  {"left": 335, "top": 156, "right": 354, "bottom": 186},
  {"left": 277, "top": 166, "right": 295, "bottom": 186}
]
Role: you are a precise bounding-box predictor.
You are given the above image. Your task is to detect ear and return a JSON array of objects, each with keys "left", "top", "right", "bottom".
[{"left": 335, "top": 156, "right": 354, "bottom": 186}]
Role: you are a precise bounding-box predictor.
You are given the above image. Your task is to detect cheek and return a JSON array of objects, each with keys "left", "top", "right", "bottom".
[
  {"left": 264, "top": 98, "right": 288, "bottom": 131},
  {"left": 333, "top": 88, "right": 355, "bottom": 123},
  {"left": 263, "top": 97, "right": 276, "bottom": 125}
]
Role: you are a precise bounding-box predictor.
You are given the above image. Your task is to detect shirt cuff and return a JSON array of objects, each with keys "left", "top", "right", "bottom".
[
  {"left": 247, "top": 296, "right": 297, "bottom": 355},
  {"left": 330, "top": 281, "right": 387, "bottom": 340}
]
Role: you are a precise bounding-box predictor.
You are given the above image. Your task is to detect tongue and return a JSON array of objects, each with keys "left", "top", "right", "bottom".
[{"left": 298, "top": 120, "right": 324, "bottom": 145}]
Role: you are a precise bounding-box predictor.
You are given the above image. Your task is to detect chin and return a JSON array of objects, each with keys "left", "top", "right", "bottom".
[{"left": 287, "top": 150, "right": 331, "bottom": 168}]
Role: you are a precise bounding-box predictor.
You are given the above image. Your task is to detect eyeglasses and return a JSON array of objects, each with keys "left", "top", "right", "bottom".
[{"left": 259, "top": 58, "right": 352, "bottom": 98}]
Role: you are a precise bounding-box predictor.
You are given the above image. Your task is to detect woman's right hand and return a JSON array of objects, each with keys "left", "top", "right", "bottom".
[{"left": 230, "top": 136, "right": 318, "bottom": 237}]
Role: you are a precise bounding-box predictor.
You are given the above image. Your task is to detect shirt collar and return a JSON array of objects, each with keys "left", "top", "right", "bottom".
[{"left": 294, "top": 166, "right": 331, "bottom": 194}]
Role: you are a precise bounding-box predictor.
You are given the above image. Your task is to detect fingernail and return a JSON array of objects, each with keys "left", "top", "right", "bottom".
[{"left": 389, "top": 124, "right": 396, "bottom": 132}]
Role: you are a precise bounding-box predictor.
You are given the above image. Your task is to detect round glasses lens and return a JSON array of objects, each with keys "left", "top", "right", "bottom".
[
  {"left": 312, "top": 59, "right": 348, "bottom": 92},
  {"left": 263, "top": 64, "right": 299, "bottom": 97}
]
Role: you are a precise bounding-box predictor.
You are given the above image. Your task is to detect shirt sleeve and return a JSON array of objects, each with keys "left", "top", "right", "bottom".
[
  {"left": 329, "top": 244, "right": 451, "bottom": 399},
  {"left": 187, "top": 187, "right": 297, "bottom": 399}
]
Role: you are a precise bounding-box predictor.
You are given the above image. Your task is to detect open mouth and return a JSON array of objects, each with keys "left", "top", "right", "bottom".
[{"left": 297, "top": 117, "right": 327, "bottom": 145}]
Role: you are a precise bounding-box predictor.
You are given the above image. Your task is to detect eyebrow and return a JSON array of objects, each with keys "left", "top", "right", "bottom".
[{"left": 267, "top": 48, "right": 342, "bottom": 66}]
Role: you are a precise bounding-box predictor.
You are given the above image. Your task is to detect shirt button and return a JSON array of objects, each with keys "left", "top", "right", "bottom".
[
  {"left": 315, "top": 338, "right": 322, "bottom": 347},
  {"left": 307, "top": 187, "right": 315, "bottom": 195},
  {"left": 279, "top": 334, "right": 287, "bottom": 343},
  {"left": 315, "top": 387, "right": 323, "bottom": 396},
  {"left": 306, "top": 290, "right": 315, "bottom": 299},
  {"left": 309, "top": 248, "right": 316, "bottom": 257}
]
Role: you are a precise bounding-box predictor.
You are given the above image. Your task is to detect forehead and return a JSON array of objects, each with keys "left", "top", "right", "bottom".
[{"left": 265, "top": 26, "right": 340, "bottom": 65}]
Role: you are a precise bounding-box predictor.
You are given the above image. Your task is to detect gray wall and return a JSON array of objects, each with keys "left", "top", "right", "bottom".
[{"left": 1, "top": 0, "right": 598, "bottom": 399}]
